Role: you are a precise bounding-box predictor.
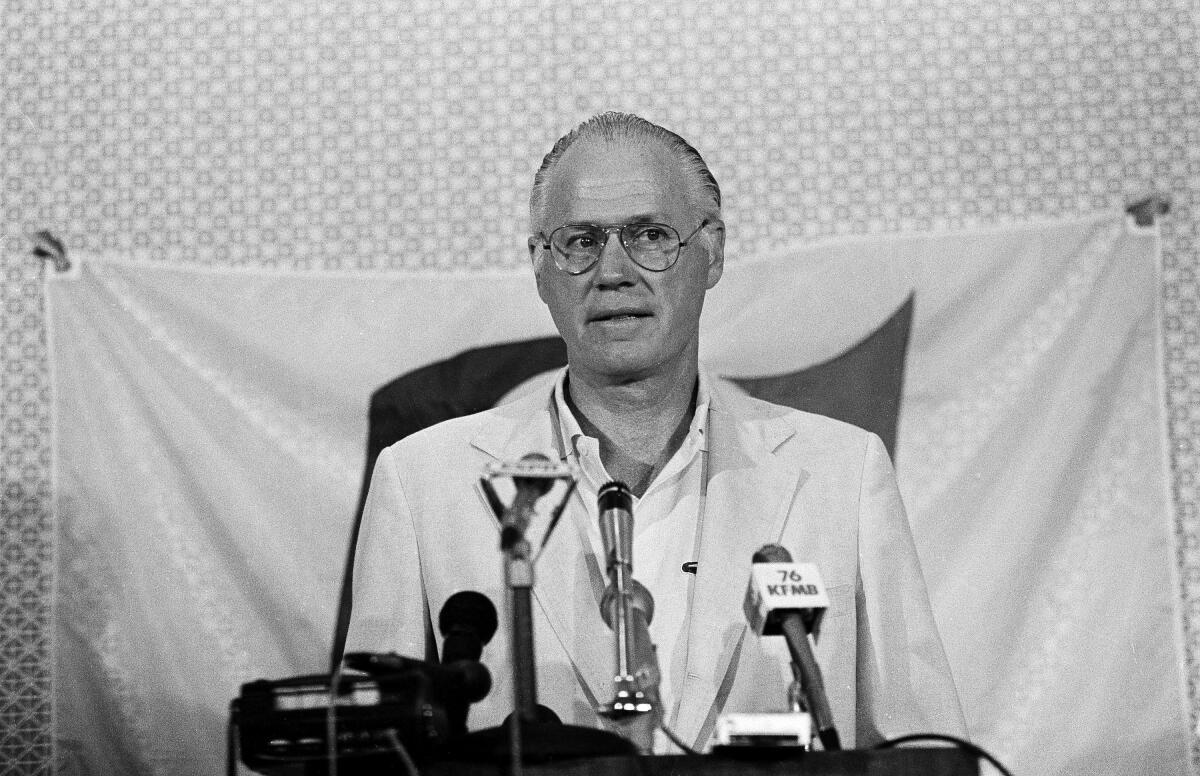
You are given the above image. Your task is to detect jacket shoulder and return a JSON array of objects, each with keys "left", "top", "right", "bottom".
[
  {"left": 382, "top": 387, "right": 548, "bottom": 460},
  {"left": 711, "top": 378, "right": 880, "bottom": 451}
]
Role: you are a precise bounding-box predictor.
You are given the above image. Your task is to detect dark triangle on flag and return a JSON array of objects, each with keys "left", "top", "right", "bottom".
[{"left": 729, "top": 294, "right": 913, "bottom": 460}]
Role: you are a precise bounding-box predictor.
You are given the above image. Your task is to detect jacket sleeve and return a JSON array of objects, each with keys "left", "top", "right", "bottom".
[
  {"left": 344, "top": 445, "right": 433, "bottom": 661},
  {"left": 854, "top": 432, "right": 968, "bottom": 742}
]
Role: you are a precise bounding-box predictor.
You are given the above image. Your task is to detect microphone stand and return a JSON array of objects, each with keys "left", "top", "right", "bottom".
[
  {"left": 781, "top": 614, "right": 839, "bottom": 751},
  {"left": 598, "top": 585, "right": 660, "bottom": 754},
  {"left": 500, "top": 487, "right": 539, "bottom": 776},
  {"left": 454, "top": 467, "right": 633, "bottom": 772}
]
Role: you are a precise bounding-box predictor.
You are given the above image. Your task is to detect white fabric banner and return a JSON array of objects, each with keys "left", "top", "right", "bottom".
[{"left": 49, "top": 212, "right": 1188, "bottom": 775}]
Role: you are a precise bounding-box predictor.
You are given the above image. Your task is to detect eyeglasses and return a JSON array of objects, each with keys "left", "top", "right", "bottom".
[{"left": 539, "top": 219, "right": 710, "bottom": 275}]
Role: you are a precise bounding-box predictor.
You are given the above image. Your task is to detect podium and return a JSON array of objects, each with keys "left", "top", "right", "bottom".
[
  {"left": 231, "top": 682, "right": 977, "bottom": 776},
  {"left": 244, "top": 749, "right": 978, "bottom": 776},
  {"left": 444, "top": 750, "right": 977, "bottom": 776}
]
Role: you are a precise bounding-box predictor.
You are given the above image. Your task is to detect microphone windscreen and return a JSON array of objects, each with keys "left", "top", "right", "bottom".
[
  {"left": 598, "top": 481, "right": 634, "bottom": 570},
  {"left": 752, "top": 543, "right": 793, "bottom": 564},
  {"left": 598, "top": 481, "right": 632, "bottom": 513},
  {"left": 439, "top": 591, "right": 499, "bottom": 663},
  {"left": 516, "top": 452, "right": 555, "bottom": 497},
  {"left": 503, "top": 704, "right": 562, "bottom": 727}
]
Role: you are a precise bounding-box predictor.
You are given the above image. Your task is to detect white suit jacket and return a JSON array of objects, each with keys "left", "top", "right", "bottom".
[{"left": 346, "top": 373, "right": 966, "bottom": 748}]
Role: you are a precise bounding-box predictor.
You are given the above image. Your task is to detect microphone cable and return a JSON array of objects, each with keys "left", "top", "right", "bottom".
[
  {"left": 383, "top": 729, "right": 421, "bottom": 776},
  {"left": 225, "top": 702, "right": 238, "bottom": 776},
  {"left": 876, "top": 732, "right": 1014, "bottom": 776},
  {"left": 658, "top": 719, "right": 701, "bottom": 755},
  {"left": 325, "top": 658, "right": 346, "bottom": 776}
]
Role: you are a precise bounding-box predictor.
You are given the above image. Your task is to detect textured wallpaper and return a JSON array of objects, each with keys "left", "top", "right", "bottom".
[{"left": 2, "top": 1, "right": 1197, "bottom": 772}]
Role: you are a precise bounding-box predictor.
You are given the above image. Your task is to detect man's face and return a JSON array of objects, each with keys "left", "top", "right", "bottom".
[{"left": 528, "top": 138, "right": 724, "bottom": 383}]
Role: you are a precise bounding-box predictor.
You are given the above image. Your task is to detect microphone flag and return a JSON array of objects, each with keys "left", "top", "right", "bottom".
[{"left": 743, "top": 562, "right": 830, "bottom": 639}]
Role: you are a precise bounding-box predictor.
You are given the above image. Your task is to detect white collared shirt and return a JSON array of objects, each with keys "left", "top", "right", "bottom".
[{"left": 552, "top": 369, "right": 711, "bottom": 729}]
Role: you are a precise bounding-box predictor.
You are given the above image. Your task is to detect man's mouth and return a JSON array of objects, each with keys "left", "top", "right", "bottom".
[{"left": 590, "top": 310, "right": 651, "bottom": 323}]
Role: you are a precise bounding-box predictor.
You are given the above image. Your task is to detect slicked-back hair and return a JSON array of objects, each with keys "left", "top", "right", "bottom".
[{"left": 529, "top": 111, "right": 722, "bottom": 234}]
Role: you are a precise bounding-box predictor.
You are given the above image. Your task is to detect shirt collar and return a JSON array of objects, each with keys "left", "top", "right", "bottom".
[{"left": 551, "top": 368, "right": 712, "bottom": 461}]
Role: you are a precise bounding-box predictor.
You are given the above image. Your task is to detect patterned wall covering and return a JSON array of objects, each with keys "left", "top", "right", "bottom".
[{"left": 1, "top": 1, "right": 1197, "bottom": 772}]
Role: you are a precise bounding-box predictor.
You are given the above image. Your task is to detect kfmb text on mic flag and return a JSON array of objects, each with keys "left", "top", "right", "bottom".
[{"left": 46, "top": 211, "right": 1187, "bottom": 776}]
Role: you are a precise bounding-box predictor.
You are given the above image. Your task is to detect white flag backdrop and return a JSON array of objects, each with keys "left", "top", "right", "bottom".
[{"left": 49, "top": 212, "right": 1188, "bottom": 775}]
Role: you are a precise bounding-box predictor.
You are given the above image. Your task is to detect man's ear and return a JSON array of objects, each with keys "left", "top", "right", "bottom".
[
  {"left": 528, "top": 235, "right": 550, "bottom": 302},
  {"left": 705, "top": 220, "right": 725, "bottom": 289}
]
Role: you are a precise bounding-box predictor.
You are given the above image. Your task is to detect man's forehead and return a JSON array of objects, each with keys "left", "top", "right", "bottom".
[
  {"left": 544, "top": 138, "right": 688, "bottom": 222},
  {"left": 573, "top": 174, "right": 661, "bottom": 200}
]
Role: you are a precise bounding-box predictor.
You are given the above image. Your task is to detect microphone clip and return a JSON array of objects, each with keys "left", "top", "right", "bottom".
[{"left": 480, "top": 455, "right": 578, "bottom": 558}]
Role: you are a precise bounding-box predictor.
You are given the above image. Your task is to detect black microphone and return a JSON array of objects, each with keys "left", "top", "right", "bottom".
[
  {"left": 437, "top": 590, "right": 498, "bottom": 736},
  {"left": 748, "top": 544, "right": 841, "bottom": 751},
  {"left": 439, "top": 590, "right": 499, "bottom": 663}
]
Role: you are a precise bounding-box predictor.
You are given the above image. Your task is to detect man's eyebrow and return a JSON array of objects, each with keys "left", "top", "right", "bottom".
[{"left": 567, "top": 214, "right": 668, "bottom": 225}]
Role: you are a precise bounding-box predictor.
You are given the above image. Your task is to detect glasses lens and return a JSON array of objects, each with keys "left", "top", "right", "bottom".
[
  {"left": 547, "top": 223, "right": 685, "bottom": 273},
  {"left": 622, "top": 223, "right": 680, "bottom": 270},
  {"left": 550, "top": 226, "right": 606, "bottom": 272}
]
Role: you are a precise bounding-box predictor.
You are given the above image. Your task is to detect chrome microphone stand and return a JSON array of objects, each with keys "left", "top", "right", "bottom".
[{"left": 595, "top": 481, "right": 661, "bottom": 754}]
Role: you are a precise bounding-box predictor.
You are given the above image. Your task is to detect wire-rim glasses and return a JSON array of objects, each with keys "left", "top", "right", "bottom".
[{"left": 540, "top": 219, "right": 710, "bottom": 275}]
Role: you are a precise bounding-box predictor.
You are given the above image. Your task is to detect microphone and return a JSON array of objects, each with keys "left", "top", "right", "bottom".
[
  {"left": 498, "top": 453, "right": 556, "bottom": 551},
  {"left": 488, "top": 453, "right": 559, "bottom": 727},
  {"left": 595, "top": 482, "right": 660, "bottom": 753},
  {"left": 745, "top": 544, "right": 840, "bottom": 751},
  {"left": 451, "top": 458, "right": 635, "bottom": 765},
  {"left": 485, "top": 454, "right": 575, "bottom": 481},
  {"left": 598, "top": 481, "right": 634, "bottom": 584},
  {"left": 482, "top": 454, "right": 578, "bottom": 553},
  {"left": 438, "top": 591, "right": 498, "bottom": 736},
  {"left": 442, "top": 550, "right": 635, "bottom": 762},
  {"left": 439, "top": 590, "right": 499, "bottom": 664}
]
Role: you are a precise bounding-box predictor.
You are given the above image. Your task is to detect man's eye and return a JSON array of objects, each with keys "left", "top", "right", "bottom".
[
  {"left": 631, "top": 227, "right": 666, "bottom": 244},
  {"left": 569, "top": 235, "right": 597, "bottom": 249}
]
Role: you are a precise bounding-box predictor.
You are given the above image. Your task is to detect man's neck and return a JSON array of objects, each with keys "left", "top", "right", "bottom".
[{"left": 565, "top": 363, "right": 700, "bottom": 497}]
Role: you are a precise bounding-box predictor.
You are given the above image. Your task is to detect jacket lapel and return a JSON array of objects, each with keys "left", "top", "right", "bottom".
[
  {"left": 468, "top": 383, "right": 613, "bottom": 714},
  {"left": 671, "top": 380, "right": 810, "bottom": 747}
]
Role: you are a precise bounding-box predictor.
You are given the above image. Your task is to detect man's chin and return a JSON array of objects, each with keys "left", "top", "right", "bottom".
[{"left": 569, "top": 346, "right": 673, "bottom": 383}]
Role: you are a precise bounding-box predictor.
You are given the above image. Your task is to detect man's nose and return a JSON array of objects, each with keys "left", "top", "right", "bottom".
[{"left": 593, "top": 231, "right": 638, "bottom": 286}]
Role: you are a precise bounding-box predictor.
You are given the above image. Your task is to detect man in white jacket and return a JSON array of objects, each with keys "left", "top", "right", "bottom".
[{"left": 347, "top": 111, "right": 966, "bottom": 749}]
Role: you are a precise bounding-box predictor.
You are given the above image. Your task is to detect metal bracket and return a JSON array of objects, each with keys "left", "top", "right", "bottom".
[
  {"left": 31, "top": 231, "right": 70, "bottom": 272},
  {"left": 1125, "top": 195, "right": 1171, "bottom": 227}
]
